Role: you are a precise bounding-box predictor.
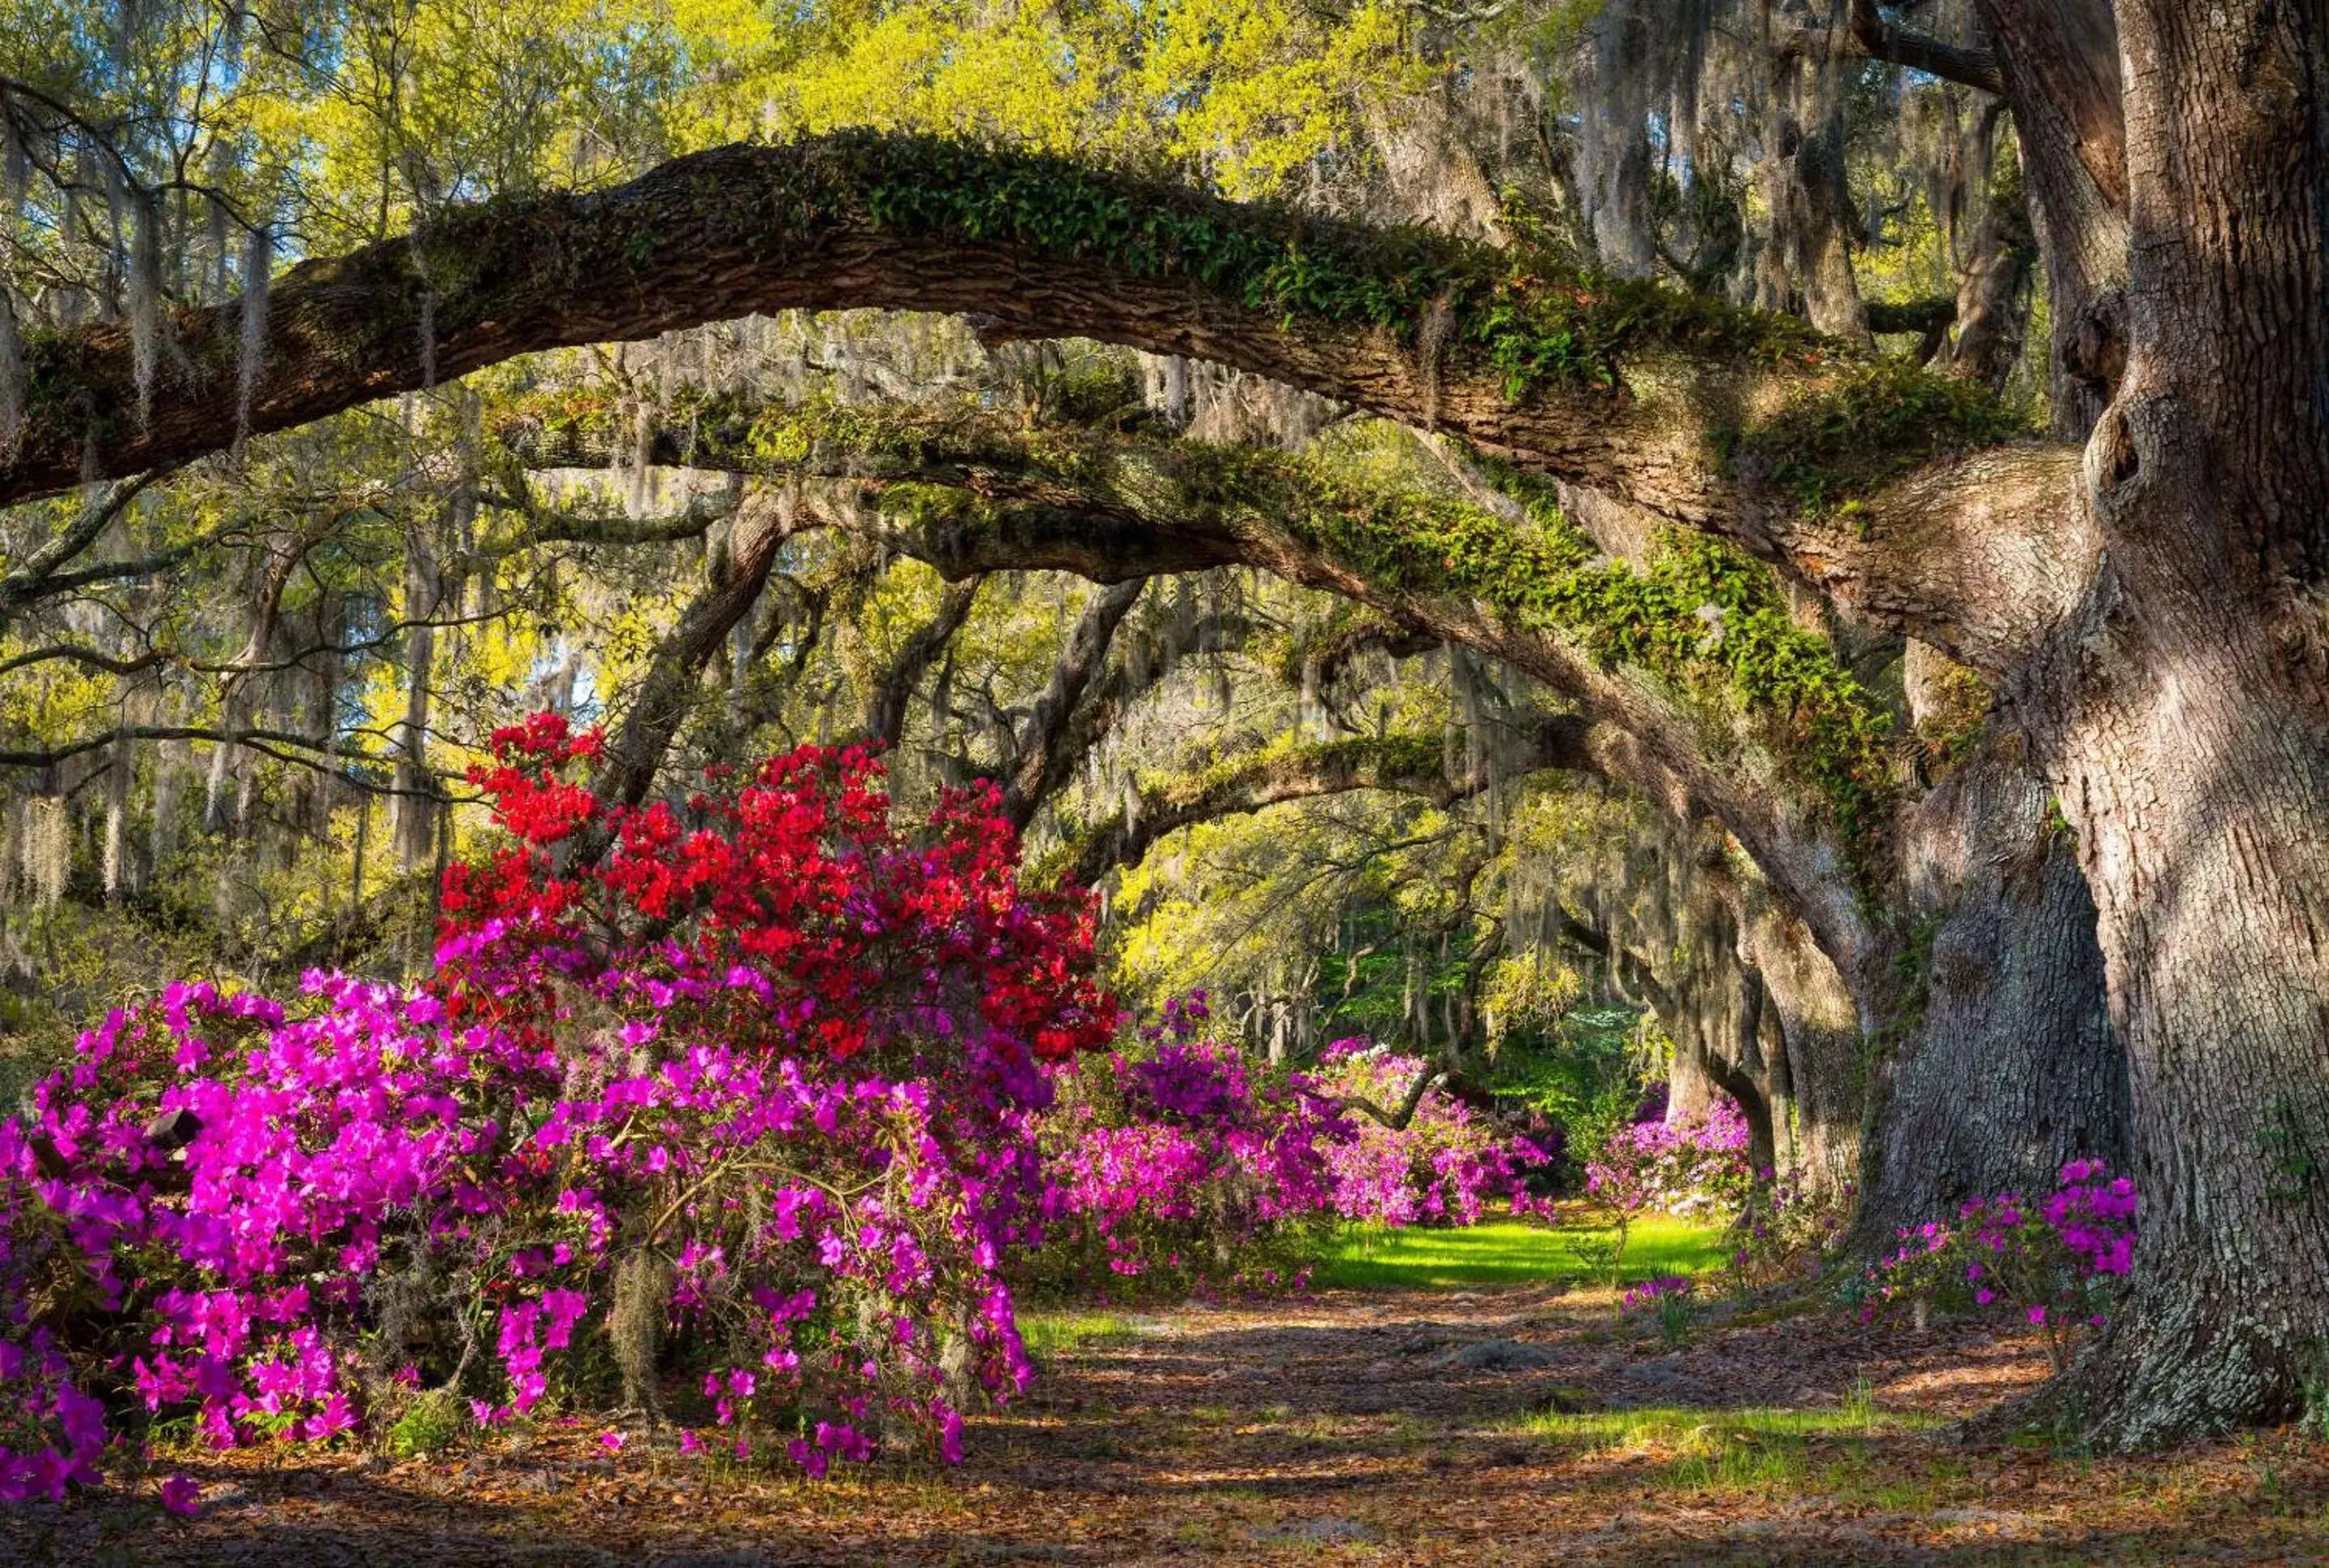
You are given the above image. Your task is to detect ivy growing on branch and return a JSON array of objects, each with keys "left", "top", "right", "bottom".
[{"left": 1271, "top": 466, "right": 1896, "bottom": 861}]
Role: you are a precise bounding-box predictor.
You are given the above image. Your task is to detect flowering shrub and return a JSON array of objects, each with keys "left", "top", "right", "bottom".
[
  {"left": 1025, "top": 996, "right": 1342, "bottom": 1293},
  {"left": 1024, "top": 1024, "right": 1553, "bottom": 1295},
  {"left": 1620, "top": 1274, "right": 1694, "bottom": 1316},
  {"left": 1305, "top": 1041, "right": 1554, "bottom": 1228},
  {"left": 1726, "top": 1173, "right": 1853, "bottom": 1291},
  {"left": 1586, "top": 1097, "right": 1754, "bottom": 1224},
  {"left": 0, "top": 717, "right": 1119, "bottom": 1498},
  {"left": 1854, "top": 1159, "right": 2138, "bottom": 1371},
  {"left": 1620, "top": 1274, "right": 1697, "bottom": 1346}
]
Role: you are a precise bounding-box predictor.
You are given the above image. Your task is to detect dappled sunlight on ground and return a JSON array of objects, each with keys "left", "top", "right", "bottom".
[{"left": 6, "top": 1230, "right": 2327, "bottom": 1564}]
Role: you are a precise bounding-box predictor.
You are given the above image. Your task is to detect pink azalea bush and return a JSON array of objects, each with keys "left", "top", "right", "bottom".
[
  {"left": 1855, "top": 1159, "right": 2139, "bottom": 1371},
  {"left": 1026, "top": 996, "right": 1344, "bottom": 1293},
  {"left": 1305, "top": 1040, "right": 1554, "bottom": 1228},
  {"left": 1585, "top": 1096, "right": 1755, "bottom": 1224},
  {"left": 1025, "top": 1021, "right": 1553, "bottom": 1295},
  {"left": 0, "top": 720, "right": 1118, "bottom": 1500}
]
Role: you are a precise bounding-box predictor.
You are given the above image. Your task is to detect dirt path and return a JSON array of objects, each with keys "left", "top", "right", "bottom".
[{"left": 8, "top": 1282, "right": 2327, "bottom": 1566}]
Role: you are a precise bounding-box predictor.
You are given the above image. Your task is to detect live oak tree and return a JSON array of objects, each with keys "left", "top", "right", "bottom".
[{"left": 0, "top": 0, "right": 2323, "bottom": 1449}]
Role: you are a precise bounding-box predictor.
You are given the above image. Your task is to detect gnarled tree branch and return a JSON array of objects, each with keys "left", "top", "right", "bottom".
[
  {"left": 2, "top": 133, "right": 2082, "bottom": 673},
  {"left": 516, "top": 405, "right": 1897, "bottom": 991}
]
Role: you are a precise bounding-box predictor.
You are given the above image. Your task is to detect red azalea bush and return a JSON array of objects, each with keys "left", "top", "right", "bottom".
[{"left": 0, "top": 716, "right": 1118, "bottom": 1500}]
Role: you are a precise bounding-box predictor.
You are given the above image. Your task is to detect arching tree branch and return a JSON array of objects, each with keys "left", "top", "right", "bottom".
[
  {"left": 514, "top": 407, "right": 1897, "bottom": 989},
  {"left": 1063, "top": 716, "right": 1615, "bottom": 888},
  {"left": 1, "top": 133, "right": 2082, "bottom": 672},
  {"left": 0, "top": 724, "right": 449, "bottom": 797}
]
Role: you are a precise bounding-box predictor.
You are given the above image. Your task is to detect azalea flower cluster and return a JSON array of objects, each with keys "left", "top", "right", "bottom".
[
  {"left": 0, "top": 718, "right": 1119, "bottom": 1500},
  {"left": 1305, "top": 1041, "right": 1555, "bottom": 1227},
  {"left": 1857, "top": 1159, "right": 2138, "bottom": 1371},
  {"left": 1025, "top": 1014, "right": 1553, "bottom": 1293},
  {"left": 1584, "top": 1096, "right": 1754, "bottom": 1222},
  {"left": 1619, "top": 1274, "right": 1695, "bottom": 1317},
  {"left": 1027, "top": 995, "right": 1345, "bottom": 1291},
  {"left": 1620, "top": 1271, "right": 1698, "bottom": 1347}
]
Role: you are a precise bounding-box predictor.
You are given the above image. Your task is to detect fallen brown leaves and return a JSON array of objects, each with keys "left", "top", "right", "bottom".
[{"left": 6, "top": 1280, "right": 2326, "bottom": 1566}]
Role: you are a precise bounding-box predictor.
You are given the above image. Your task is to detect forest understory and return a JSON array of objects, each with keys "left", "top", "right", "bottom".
[{"left": 11, "top": 1228, "right": 2327, "bottom": 1568}]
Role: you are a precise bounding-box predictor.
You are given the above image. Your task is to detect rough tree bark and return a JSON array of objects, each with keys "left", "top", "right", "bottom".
[
  {"left": 1995, "top": 0, "right": 2329, "bottom": 1448},
  {"left": 1854, "top": 742, "right": 2124, "bottom": 1246}
]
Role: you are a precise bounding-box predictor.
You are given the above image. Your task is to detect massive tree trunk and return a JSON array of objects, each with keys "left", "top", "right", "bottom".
[
  {"left": 1855, "top": 740, "right": 2124, "bottom": 1245},
  {"left": 2009, "top": 0, "right": 2329, "bottom": 1448}
]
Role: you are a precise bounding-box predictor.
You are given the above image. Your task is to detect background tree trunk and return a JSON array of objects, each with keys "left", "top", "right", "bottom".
[
  {"left": 1854, "top": 746, "right": 2124, "bottom": 1246},
  {"left": 1973, "top": 0, "right": 2128, "bottom": 441}
]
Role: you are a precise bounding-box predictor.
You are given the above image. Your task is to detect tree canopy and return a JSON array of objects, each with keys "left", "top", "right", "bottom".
[{"left": 0, "top": 0, "right": 2323, "bottom": 1460}]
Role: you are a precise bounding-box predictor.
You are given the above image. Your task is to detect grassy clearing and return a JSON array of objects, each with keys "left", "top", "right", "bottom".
[
  {"left": 1520, "top": 1384, "right": 1944, "bottom": 1493},
  {"left": 1308, "top": 1215, "right": 1729, "bottom": 1290}
]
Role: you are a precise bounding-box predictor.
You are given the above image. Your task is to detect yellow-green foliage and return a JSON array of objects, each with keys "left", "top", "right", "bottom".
[
  {"left": 1482, "top": 947, "right": 1586, "bottom": 1048},
  {"left": 1277, "top": 466, "right": 1896, "bottom": 860},
  {"left": 773, "top": 0, "right": 1420, "bottom": 200}
]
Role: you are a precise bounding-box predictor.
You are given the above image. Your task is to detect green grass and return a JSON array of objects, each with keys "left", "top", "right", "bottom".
[
  {"left": 1520, "top": 1386, "right": 1940, "bottom": 1493},
  {"left": 1017, "top": 1309, "right": 1143, "bottom": 1362},
  {"left": 1307, "top": 1215, "right": 1730, "bottom": 1291}
]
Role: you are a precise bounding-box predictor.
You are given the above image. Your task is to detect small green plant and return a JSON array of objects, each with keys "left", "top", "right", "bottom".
[
  {"left": 1567, "top": 1232, "right": 1624, "bottom": 1287},
  {"left": 384, "top": 1388, "right": 470, "bottom": 1460},
  {"left": 1842, "top": 1376, "right": 1878, "bottom": 1434},
  {"left": 1621, "top": 1275, "right": 1696, "bottom": 1347},
  {"left": 2301, "top": 1342, "right": 2329, "bottom": 1438},
  {"left": 1652, "top": 1291, "right": 1693, "bottom": 1349},
  {"left": 1668, "top": 1420, "right": 1806, "bottom": 1490},
  {"left": 1725, "top": 1174, "right": 1852, "bottom": 1291}
]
